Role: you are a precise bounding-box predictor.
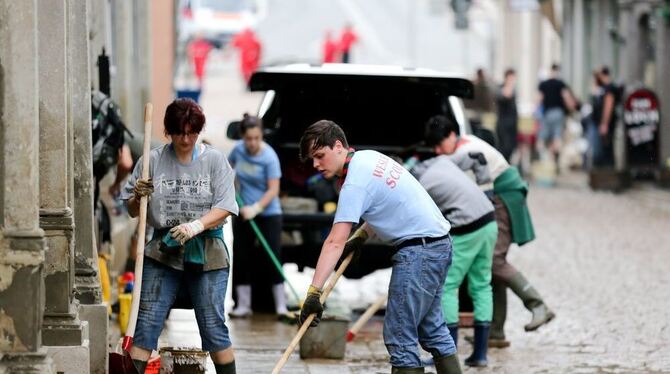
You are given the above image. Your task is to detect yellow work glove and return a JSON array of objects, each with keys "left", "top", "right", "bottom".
[
  {"left": 133, "top": 178, "right": 154, "bottom": 200},
  {"left": 338, "top": 227, "right": 369, "bottom": 267},
  {"left": 299, "top": 285, "right": 323, "bottom": 327}
]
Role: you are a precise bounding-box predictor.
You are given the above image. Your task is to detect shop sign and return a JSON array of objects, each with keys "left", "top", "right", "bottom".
[{"left": 623, "top": 88, "right": 660, "bottom": 166}]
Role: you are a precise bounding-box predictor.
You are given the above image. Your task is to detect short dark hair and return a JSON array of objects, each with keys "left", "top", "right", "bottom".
[
  {"left": 240, "top": 113, "right": 263, "bottom": 135},
  {"left": 299, "top": 120, "right": 349, "bottom": 162},
  {"left": 163, "top": 98, "right": 205, "bottom": 136},
  {"left": 424, "top": 115, "right": 459, "bottom": 147},
  {"left": 600, "top": 65, "right": 610, "bottom": 76},
  {"left": 551, "top": 63, "right": 560, "bottom": 72},
  {"left": 504, "top": 68, "right": 516, "bottom": 78}
]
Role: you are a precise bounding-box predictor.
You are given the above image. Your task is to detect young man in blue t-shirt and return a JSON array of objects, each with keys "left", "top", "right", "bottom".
[{"left": 297, "top": 120, "right": 462, "bottom": 374}]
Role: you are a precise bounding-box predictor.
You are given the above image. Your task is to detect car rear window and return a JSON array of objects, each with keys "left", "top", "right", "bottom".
[{"left": 264, "top": 77, "right": 459, "bottom": 152}]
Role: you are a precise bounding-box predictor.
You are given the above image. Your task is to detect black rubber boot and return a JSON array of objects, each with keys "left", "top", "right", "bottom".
[
  {"left": 391, "top": 366, "right": 424, "bottom": 373},
  {"left": 131, "top": 359, "right": 147, "bottom": 374},
  {"left": 215, "top": 360, "right": 236, "bottom": 374},
  {"left": 447, "top": 323, "right": 458, "bottom": 349},
  {"left": 464, "top": 321, "right": 490, "bottom": 367},
  {"left": 507, "top": 273, "right": 556, "bottom": 331},
  {"left": 434, "top": 353, "right": 462, "bottom": 374},
  {"left": 490, "top": 279, "right": 511, "bottom": 347}
]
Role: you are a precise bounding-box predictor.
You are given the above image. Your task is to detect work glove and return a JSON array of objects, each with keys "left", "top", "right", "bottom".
[
  {"left": 133, "top": 178, "right": 154, "bottom": 200},
  {"left": 337, "top": 227, "right": 369, "bottom": 268},
  {"left": 240, "top": 202, "right": 263, "bottom": 221},
  {"left": 299, "top": 285, "right": 324, "bottom": 327},
  {"left": 169, "top": 219, "right": 205, "bottom": 245}
]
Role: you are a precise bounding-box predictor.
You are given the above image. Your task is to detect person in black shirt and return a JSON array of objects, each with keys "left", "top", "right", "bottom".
[
  {"left": 537, "top": 64, "right": 576, "bottom": 169},
  {"left": 592, "top": 66, "right": 617, "bottom": 167},
  {"left": 496, "top": 68, "right": 519, "bottom": 161}
]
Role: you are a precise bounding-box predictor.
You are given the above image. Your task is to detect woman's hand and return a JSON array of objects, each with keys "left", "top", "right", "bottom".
[
  {"left": 240, "top": 202, "right": 263, "bottom": 220},
  {"left": 133, "top": 178, "right": 154, "bottom": 200},
  {"left": 170, "top": 220, "right": 205, "bottom": 245}
]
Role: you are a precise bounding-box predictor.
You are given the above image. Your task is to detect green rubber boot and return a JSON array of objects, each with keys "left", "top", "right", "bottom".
[
  {"left": 507, "top": 272, "right": 556, "bottom": 331},
  {"left": 434, "top": 353, "right": 462, "bottom": 374},
  {"left": 490, "top": 279, "right": 511, "bottom": 347}
]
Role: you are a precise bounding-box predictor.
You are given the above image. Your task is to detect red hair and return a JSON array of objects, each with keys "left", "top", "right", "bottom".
[{"left": 163, "top": 98, "right": 206, "bottom": 136}]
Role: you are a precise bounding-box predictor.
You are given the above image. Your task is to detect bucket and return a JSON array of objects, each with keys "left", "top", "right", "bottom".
[
  {"left": 176, "top": 89, "right": 202, "bottom": 104},
  {"left": 159, "top": 347, "right": 208, "bottom": 374},
  {"left": 117, "top": 293, "right": 132, "bottom": 335},
  {"left": 299, "top": 315, "right": 350, "bottom": 359}
]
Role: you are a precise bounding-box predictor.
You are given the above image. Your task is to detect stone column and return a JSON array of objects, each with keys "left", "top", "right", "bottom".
[
  {"left": 561, "top": 0, "right": 573, "bottom": 82},
  {"left": 0, "top": 1, "right": 54, "bottom": 372},
  {"left": 112, "top": 0, "right": 140, "bottom": 132},
  {"left": 37, "top": 0, "right": 86, "bottom": 349},
  {"left": 618, "top": 0, "right": 651, "bottom": 85},
  {"left": 69, "top": 1, "right": 109, "bottom": 373},
  {"left": 70, "top": 0, "right": 102, "bottom": 308}
]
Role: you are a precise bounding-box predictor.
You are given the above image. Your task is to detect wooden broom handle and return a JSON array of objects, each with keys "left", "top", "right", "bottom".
[
  {"left": 271, "top": 253, "right": 354, "bottom": 374},
  {"left": 124, "top": 103, "right": 153, "bottom": 340}
]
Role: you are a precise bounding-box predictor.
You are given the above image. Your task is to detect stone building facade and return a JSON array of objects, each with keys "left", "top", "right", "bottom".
[
  {"left": 0, "top": 1, "right": 175, "bottom": 372},
  {"left": 561, "top": 0, "right": 670, "bottom": 174}
]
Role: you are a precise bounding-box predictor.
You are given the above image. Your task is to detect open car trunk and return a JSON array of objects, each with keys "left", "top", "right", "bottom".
[{"left": 232, "top": 64, "right": 473, "bottom": 311}]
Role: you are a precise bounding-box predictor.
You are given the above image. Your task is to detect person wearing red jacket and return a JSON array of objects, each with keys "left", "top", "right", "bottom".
[
  {"left": 322, "top": 30, "right": 339, "bottom": 63},
  {"left": 339, "top": 23, "right": 358, "bottom": 63},
  {"left": 187, "top": 34, "right": 212, "bottom": 87},
  {"left": 231, "top": 28, "right": 262, "bottom": 84}
]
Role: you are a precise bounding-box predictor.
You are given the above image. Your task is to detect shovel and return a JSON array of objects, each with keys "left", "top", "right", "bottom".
[{"left": 109, "top": 103, "right": 153, "bottom": 373}]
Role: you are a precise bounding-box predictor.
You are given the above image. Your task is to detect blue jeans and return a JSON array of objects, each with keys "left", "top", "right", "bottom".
[
  {"left": 133, "top": 258, "right": 232, "bottom": 352},
  {"left": 384, "top": 236, "right": 456, "bottom": 368},
  {"left": 539, "top": 107, "right": 565, "bottom": 143}
]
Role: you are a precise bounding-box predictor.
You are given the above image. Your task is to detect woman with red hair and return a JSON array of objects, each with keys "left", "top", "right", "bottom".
[{"left": 121, "top": 98, "right": 239, "bottom": 374}]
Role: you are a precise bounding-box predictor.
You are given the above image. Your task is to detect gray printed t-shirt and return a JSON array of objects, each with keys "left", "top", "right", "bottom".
[
  {"left": 121, "top": 144, "right": 239, "bottom": 271},
  {"left": 410, "top": 155, "right": 494, "bottom": 228}
]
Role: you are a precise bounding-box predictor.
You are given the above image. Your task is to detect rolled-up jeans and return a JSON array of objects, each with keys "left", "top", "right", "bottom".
[
  {"left": 384, "top": 236, "right": 456, "bottom": 368},
  {"left": 133, "top": 258, "right": 232, "bottom": 352}
]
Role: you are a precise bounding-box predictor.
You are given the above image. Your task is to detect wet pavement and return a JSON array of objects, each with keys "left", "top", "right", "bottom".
[
  {"left": 105, "top": 54, "right": 670, "bottom": 373},
  {"left": 107, "top": 173, "right": 670, "bottom": 373}
]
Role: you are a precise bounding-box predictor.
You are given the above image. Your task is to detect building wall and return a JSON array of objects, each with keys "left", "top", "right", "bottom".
[
  {"left": 563, "top": 0, "right": 670, "bottom": 172},
  {"left": 495, "top": 0, "right": 561, "bottom": 116},
  {"left": 150, "top": 0, "right": 176, "bottom": 141},
  {"left": 1, "top": 1, "right": 178, "bottom": 371}
]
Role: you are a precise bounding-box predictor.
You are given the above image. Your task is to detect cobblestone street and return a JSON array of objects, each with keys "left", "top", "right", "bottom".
[
  {"left": 148, "top": 173, "right": 670, "bottom": 373},
  {"left": 119, "top": 58, "right": 670, "bottom": 373}
]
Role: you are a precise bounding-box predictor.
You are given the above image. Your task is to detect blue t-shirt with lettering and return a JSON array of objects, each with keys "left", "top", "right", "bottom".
[
  {"left": 228, "top": 141, "right": 282, "bottom": 216},
  {"left": 334, "top": 150, "right": 450, "bottom": 245}
]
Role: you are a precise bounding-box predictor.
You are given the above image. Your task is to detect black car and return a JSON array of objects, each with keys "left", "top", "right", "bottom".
[{"left": 228, "top": 63, "right": 476, "bottom": 283}]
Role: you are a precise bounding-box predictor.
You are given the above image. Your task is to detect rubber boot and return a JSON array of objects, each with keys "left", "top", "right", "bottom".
[
  {"left": 272, "top": 283, "right": 289, "bottom": 315},
  {"left": 391, "top": 366, "right": 424, "bottom": 373},
  {"left": 465, "top": 281, "right": 510, "bottom": 348},
  {"left": 489, "top": 280, "right": 511, "bottom": 347},
  {"left": 507, "top": 273, "right": 556, "bottom": 331},
  {"left": 214, "top": 360, "right": 236, "bottom": 374},
  {"left": 132, "top": 359, "right": 147, "bottom": 374},
  {"left": 464, "top": 322, "right": 490, "bottom": 367},
  {"left": 434, "top": 353, "right": 462, "bottom": 374},
  {"left": 229, "top": 285, "right": 252, "bottom": 318},
  {"left": 447, "top": 323, "right": 458, "bottom": 349}
]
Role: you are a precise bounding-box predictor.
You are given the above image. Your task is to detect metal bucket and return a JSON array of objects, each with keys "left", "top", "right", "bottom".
[
  {"left": 159, "top": 347, "right": 208, "bottom": 374},
  {"left": 299, "top": 315, "right": 350, "bottom": 359}
]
